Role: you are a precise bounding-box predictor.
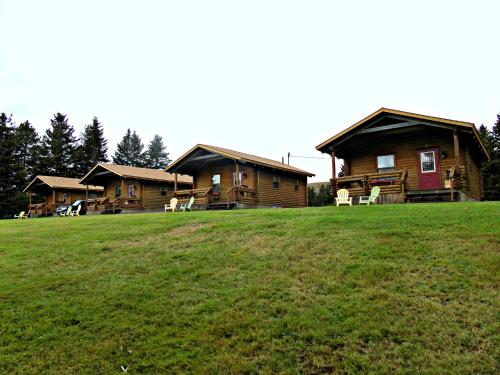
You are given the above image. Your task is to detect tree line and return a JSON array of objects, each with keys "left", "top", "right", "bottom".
[
  {"left": 0, "top": 112, "right": 171, "bottom": 218},
  {"left": 478, "top": 115, "right": 500, "bottom": 200}
]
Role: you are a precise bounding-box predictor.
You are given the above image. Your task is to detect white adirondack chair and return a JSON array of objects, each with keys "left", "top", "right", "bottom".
[
  {"left": 180, "top": 196, "right": 195, "bottom": 212},
  {"left": 14, "top": 211, "right": 28, "bottom": 219},
  {"left": 69, "top": 205, "right": 81, "bottom": 216},
  {"left": 359, "top": 186, "right": 381, "bottom": 205},
  {"left": 335, "top": 189, "right": 352, "bottom": 206},
  {"left": 165, "top": 198, "right": 178, "bottom": 212}
]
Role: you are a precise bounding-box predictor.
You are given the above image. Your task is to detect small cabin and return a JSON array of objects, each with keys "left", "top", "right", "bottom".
[
  {"left": 24, "top": 176, "right": 104, "bottom": 217},
  {"left": 316, "top": 108, "right": 490, "bottom": 203},
  {"left": 80, "top": 163, "right": 192, "bottom": 213},
  {"left": 165, "top": 144, "right": 314, "bottom": 209}
]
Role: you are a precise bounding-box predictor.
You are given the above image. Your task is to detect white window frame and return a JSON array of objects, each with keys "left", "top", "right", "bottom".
[{"left": 420, "top": 151, "right": 436, "bottom": 173}]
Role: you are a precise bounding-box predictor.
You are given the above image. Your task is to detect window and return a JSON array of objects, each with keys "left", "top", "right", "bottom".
[
  {"left": 211, "top": 174, "right": 221, "bottom": 193},
  {"left": 160, "top": 185, "right": 168, "bottom": 196},
  {"left": 294, "top": 179, "right": 299, "bottom": 192},
  {"left": 63, "top": 193, "right": 68, "bottom": 203},
  {"left": 377, "top": 154, "right": 395, "bottom": 173},
  {"left": 420, "top": 151, "right": 436, "bottom": 173},
  {"left": 128, "top": 184, "right": 136, "bottom": 197},
  {"left": 273, "top": 176, "right": 280, "bottom": 189},
  {"left": 115, "top": 186, "right": 121, "bottom": 198}
]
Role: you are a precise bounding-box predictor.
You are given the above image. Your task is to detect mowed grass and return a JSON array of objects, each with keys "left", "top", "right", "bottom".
[{"left": 0, "top": 203, "right": 499, "bottom": 374}]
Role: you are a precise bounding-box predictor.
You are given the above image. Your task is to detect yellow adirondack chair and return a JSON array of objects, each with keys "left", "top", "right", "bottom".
[
  {"left": 359, "top": 186, "right": 381, "bottom": 205},
  {"left": 335, "top": 189, "right": 353, "bottom": 206},
  {"left": 14, "top": 211, "right": 28, "bottom": 219},
  {"left": 165, "top": 198, "right": 178, "bottom": 212}
]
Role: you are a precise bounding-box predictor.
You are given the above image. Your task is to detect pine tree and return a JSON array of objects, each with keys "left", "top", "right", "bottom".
[
  {"left": 130, "top": 131, "right": 145, "bottom": 167},
  {"left": 15, "top": 120, "right": 41, "bottom": 181},
  {"left": 0, "top": 113, "right": 27, "bottom": 218},
  {"left": 144, "top": 135, "right": 171, "bottom": 169},
  {"left": 113, "top": 129, "right": 133, "bottom": 166},
  {"left": 479, "top": 115, "right": 500, "bottom": 200},
  {"left": 40, "top": 113, "right": 78, "bottom": 177},
  {"left": 74, "top": 116, "right": 108, "bottom": 175}
]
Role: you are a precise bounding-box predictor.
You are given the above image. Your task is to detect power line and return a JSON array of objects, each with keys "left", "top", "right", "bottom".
[{"left": 289, "top": 155, "right": 330, "bottom": 160}]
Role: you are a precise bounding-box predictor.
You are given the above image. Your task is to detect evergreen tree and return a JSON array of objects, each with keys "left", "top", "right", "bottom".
[
  {"left": 130, "top": 131, "right": 145, "bottom": 167},
  {"left": 15, "top": 120, "right": 41, "bottom": 181},
  {"left": 0, "top": 113, "right": 26, "bottom": 218},
  {"left": 74, "top": 116, "right": 108, "bottom": 175},
  {"left": 479, "top": 115, "right": 500, "bottom": 200},
  {"left": 144, "top": 135, "right": 171, "bottom": 168},
  {"left": 113, "top": 128, "right": 133, "bottom": 166},
  {"left": 40, "top": 113, "right": 78, "bottom": 177}
]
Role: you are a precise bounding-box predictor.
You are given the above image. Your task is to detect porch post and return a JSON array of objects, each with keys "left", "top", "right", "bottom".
[
  {"left": 331, "top": 151, "right": 337, "bottom": 196},
  {"left": 121, "top": 178, "right": 125, "bottom": 209},
  {"left": 235, "top": 161, "right": 240, "bottom": 186},
  {"left": 453, "top": 130, "right": 460, "bottom": 202},
  {"left": 174, "top": 173, "right": 178, "bottom": 193},
  {"left": 85, "top": 185, "right": 89, "bottom": 201},
  {"left": 29, "top": 191, "right": 32, "bottom": 206}
]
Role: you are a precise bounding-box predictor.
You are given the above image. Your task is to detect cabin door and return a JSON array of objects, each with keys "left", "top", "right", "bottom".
[{"left": 417, "top": 149, "right": 441, "bottom": 190}]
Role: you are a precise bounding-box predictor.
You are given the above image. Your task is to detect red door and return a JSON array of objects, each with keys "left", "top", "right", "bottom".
[{"left": 417, "top": 149, "right": 441, "bottom": 190}]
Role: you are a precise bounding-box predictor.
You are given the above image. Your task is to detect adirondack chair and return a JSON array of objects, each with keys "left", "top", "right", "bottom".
[
  {"left": 359, "top": 186, "right": 381, "bottom": 205},
  {"left": 69, "top": 205, "right": 81, "bottom": 216},
  {"left": 60, "top": 206, "right": 72, "bottom": 217},
  {"left": 180, "top": 196, "right": 195, "bottom": 212},
  {"left": 14, "top": 211, "right": 28, "bottom": 219},
  {"left": 164, "top": 198, "right": 178, "bottom": 212},
  {"left": 335, "top": 189, "right": 353, "bottom": 206}
]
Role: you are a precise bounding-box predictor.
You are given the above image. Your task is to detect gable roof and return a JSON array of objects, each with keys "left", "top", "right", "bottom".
[
  {"left": 23, "top": 176, "right": 103, "bottom": 193},
  {"left": 316, "top": 107, "right": 490, "bottom": 160},
  {"left": 80, "top": 163, "right": 193, "bottom": 184},
  {"left": 166, "top": 144, "right": 315, "bottom": 176}
]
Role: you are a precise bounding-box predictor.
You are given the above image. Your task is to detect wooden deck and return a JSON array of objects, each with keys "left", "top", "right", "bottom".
[{"left": 174, "top": 186, "right": 257, "bottom": 209}]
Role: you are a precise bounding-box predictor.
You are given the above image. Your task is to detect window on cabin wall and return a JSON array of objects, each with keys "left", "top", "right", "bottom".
[
  {"left": 294, "top": 178, "right": 300, "bottom": 192},
  {"left": 377, "top": 154, "right": 395, "bottom": 173},
  {"left": 115, "top": 186, "right": 121, "bottom": 198},
  {"left": 273, "top": 176, "right": 281, "bottom": 189},
  {"left": 211, "top": 174, "right": 221, "bottom": 194},
  {"left": 160, "top": 185, "right": 168, "bottom": 196}
]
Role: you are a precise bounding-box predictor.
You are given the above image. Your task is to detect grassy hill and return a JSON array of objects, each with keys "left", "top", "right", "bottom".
[{"left": 1, "top": 203, "right": 499, "bottom": 374}]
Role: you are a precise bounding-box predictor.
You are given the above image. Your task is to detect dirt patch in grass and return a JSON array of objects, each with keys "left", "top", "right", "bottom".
[{"left": 167, "top": 222, "right": 207, "bottom": 236}]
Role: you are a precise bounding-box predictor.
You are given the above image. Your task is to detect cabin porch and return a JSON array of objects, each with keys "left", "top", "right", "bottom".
[
  {"left": 174, "top": 186, "right": 258, "bottom": 210},
  {"left": 332, "top": 168, "right": 467, "bottom": 203}
]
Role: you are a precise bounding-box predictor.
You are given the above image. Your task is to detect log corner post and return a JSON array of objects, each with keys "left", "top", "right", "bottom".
[{"left": 331, "top": 151, "right": 337, "bottom": 197}]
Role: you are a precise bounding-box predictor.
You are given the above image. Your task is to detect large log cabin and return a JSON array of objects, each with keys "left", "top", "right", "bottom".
[
  {"left": 24, "top": 176, "right": 103, "bottom": 217},
  {"left": 316, "top": 108, "right": 490, "bottom": 203},
  {"left": 80, "top": 163, "right": 192, "bottom": 213},
  {"left": 165, "top": 144, "right": 314, "bottom": 209}
]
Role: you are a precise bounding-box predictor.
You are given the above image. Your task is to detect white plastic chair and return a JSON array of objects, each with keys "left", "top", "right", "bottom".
[
  {"left": 165, "top": 198, "right": 178, "bottom": 212},
  {"left": 359, "top": 186, "right": 381, "bottom": 205},
  {"left": 180, "top": 196, "right": 195, "bottom": 212},
  {"left": 335, "top": 189, "right": 352, "bottom": 206}
]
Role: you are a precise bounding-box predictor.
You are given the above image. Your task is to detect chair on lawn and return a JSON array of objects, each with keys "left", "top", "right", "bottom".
[
  {"left": 335, "top": 189, "right": 353, "bottom": 206},
  {"left": 14, "top": 211, "right": 29, "bottom": 219},
  {"left": 359, "top": 186, "right": 381, "bottom": 205},
  {"left": 164, "top": 198, "right": 178, "bottom": 212},
  {"left": 180, "top": 196, "right": 195, "bottom": 212},
  {"left": 60, "top": 206, "right": 72, "bottom": 217},
  {"left": 69, "top": 205, "right": 81, "bottom": 216}
]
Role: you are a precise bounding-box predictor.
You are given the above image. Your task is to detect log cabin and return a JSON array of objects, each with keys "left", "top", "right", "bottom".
[
  {"left": 165, "top": 144, "right": 314, "bottom": 209},
  {"left": 316, "top": 108, "right": 490, "bottom": 203},
  {"left": 23, "top": 176, "right": 104, "bottom": 217},
  {"left": 79, "top": 163, "right": 192, "bottom": 213}
]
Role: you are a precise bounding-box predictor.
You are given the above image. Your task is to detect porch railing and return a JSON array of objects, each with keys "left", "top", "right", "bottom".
[
  {"left": 333, "top": 170, "right": 408, "bottom": 196},
  {"left": 174, "top": 187, "right": 213, "bottom": 206}
]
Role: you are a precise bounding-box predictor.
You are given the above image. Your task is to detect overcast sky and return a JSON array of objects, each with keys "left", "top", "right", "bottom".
[{"left": 1, "top": 0, "right": 499, "bottom": 181}]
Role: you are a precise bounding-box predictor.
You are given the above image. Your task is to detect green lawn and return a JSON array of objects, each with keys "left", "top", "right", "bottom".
[{"left": 1, "top": 203, "right": 499, "bottom": 374}]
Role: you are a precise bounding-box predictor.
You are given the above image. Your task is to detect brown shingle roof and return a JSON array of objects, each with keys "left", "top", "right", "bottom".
[
  {"left": 23, "top": 176, "right": 103, "bottom": 193},
  {"left": 166, "top": 144, "right": 314, "bottom": 176},
  {"left": 80, "top": 163, "right": 193, "bottom": 184}
]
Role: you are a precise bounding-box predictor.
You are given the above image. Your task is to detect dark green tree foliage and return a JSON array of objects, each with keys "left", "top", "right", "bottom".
[
  {"left": 113, "top": 129, "right": 145, "bottom": 167},
  {"left": 75, "top": 116, "right": 108, "bottom": 175},
  {"left": 480, "top": 115, "right": 500, "bottom": 200},
  {"left": 308, "top": 183, "right": 333, "bottom": 206},
  {"left": 15, "top": 121, "right": 41, "bottom": 181},
  {"left": 337, "top": 164, "right": 346, "bottom": 178},
  {"left": 40, "top": 113, "right": 78, "bottom": 177},
  {"left": 0, "top": 113, "right": 27, "bottom": 218},
  {"left": 144, "top": 135, "right": 171, "bottom": 169}
]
